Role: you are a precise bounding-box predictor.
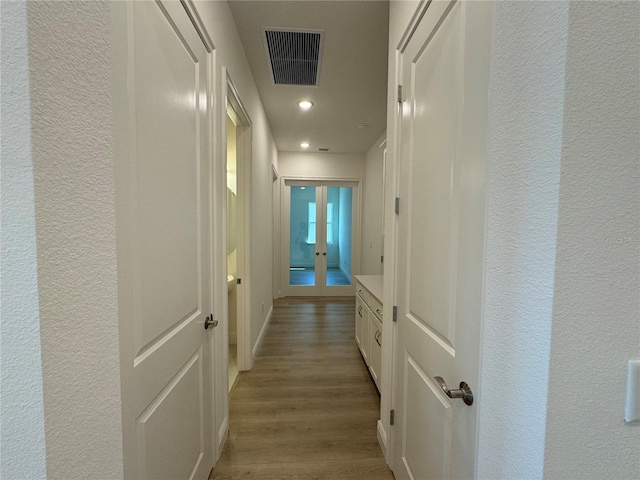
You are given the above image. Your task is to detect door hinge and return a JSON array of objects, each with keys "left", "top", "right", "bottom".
[
  {"left": 390, "top": 409, "right": 395, "bottom": 426},
  {"left": 237, "top": 278, "right": 242, "bottom": 285},
  {"left": 381, "top": 255, "right": 384, "bottom": 264},
  {"left": 397, "top": 85, "right": 403, "bottom": 104},
  {"left": 395, "top": 197, "right": 400, "bottom": 215},
  {"left": 392, "top": 306, "right": 398, "bottom": 322}
]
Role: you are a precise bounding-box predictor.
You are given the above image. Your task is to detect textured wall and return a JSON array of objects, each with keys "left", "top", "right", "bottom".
[
  {"left": 477, "top": 2, "right": 569, "bottom": 478},
  {"left": 0, "top": 2, "right": 48, "bottom": 478},
  {"left": 543, "top": 2, "right": 640, "bottom": 478},
  {"left": 27, "top": 2, "right": 124, "bottom": 478}
]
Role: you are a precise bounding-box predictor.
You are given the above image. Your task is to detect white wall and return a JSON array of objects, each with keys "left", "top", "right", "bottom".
[
  {"left": 0, "top": 2, "right": 47, "bottom": 478},
  {"left": 361, "top": 132, "right": 386, "bottom": 275},
  {"left": 478, "top": 2, "right": 640, "bottom": 478},
  {"left": 278, "top": 151, "right": 365, "bottom": 179},
  {"left": 26, "top": 1, "right": 124, "bottom": 478},
  {"left": 476, "top": 2, "right": 569, "bottom": 477},
  {"left": 543, "top": 2, "right": 640, "bottom": 478}
]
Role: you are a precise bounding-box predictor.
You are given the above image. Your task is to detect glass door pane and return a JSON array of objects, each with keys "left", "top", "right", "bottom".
[
  {"left": 324, "top": 186, "right": 353, "bottom": 286},
  {"left": 289, "top": 186, "right": 317, "bottom": 286}
]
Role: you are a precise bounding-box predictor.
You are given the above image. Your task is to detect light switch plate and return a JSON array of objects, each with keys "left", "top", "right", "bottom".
[{"left": 625, "top": 360, "right": 640, "bottom": 423}]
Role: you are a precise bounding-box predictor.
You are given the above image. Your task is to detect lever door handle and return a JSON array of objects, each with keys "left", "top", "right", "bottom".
[
  {"left": 434, "top": 376, "right": 473, "bottom": 405},
  {"left": 204, "top": 316, "right": 218, "bottom": 330}
]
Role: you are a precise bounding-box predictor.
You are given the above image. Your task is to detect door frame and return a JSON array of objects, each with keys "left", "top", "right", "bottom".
[
  {"left": 280, "top": 176, "right": 362, "bottom": 297},
  {"left": 224, "top": 76, "right": 252, "bottom": 373}
]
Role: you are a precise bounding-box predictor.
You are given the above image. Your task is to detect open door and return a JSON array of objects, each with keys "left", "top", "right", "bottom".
[
  {"left": 391, "top": 1, "right": 492, "bottom": 478},
  {"left": 114, "top": 2, "right": 216, "bottom": 478}
]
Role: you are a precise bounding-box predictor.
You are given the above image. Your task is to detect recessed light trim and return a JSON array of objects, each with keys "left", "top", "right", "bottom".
[
  {"left": 300, "top": 142, "right": 310, "bottom": 148},
  {"left": 298, "top": 100, "right": 314, "bottom": 110}
]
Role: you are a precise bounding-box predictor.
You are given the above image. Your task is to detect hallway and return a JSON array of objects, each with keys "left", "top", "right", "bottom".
[{"left": 210, "top": 297, "right": 394, "bottom": 479}]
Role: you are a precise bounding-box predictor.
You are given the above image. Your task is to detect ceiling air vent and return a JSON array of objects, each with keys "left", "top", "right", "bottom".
[{"left": 263, "top": 29, "right": 324, "bottom": 86}]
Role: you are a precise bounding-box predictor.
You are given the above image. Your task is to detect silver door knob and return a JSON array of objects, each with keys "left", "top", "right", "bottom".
[
  {"left": 434, "top": 376, "right": 473, "bottom": 406},
  {"left": 204, "top": 316, "right": 218, "bottom": 330}
]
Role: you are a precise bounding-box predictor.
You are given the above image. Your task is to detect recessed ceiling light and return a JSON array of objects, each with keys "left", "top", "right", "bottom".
[
  {"left": 300, "top": 142, "right": 310, "bottom": 148},
  {"left": 298, "top": 100, "right": 314, "bottom": 110}
]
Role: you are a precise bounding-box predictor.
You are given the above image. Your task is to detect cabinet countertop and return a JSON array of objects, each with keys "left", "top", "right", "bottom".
[{"left": 354, "top": 275, "right": 384, "bottom": 304}]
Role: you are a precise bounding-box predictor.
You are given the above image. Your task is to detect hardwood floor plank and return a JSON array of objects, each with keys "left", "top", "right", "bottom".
[{"left": 210, "top": 297, "right": 394, "bottom": 480}]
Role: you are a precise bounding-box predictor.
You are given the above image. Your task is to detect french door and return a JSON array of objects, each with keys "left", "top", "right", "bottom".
[{"left": 283, "top": 180, "right": 358, "bottom": 296}]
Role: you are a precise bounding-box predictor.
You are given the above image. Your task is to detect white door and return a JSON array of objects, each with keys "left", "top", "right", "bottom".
[
  {"left": 114, "top": 2, "right": 215, "bottom": 479},
  {"left": 283, "top": 181, "right": 358, "bottom": 296},
  {"left": 391, "top": 1, "right": 492, "bottom": 479}
]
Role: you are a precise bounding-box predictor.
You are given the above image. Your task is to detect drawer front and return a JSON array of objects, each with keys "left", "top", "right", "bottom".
[
  {"left": 370, "top": 296, "right": 383, "bottom": 322},
  {"left": 355, "top": 282, "right": 370, "bottom": 306}
]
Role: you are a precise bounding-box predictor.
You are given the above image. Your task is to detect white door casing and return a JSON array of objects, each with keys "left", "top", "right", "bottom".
[
  {"left": 391, "top": 1, "right": 492, "bottom": 479},
  {"left": 114, "top": 2, "right": 215, "bottom": 478}
]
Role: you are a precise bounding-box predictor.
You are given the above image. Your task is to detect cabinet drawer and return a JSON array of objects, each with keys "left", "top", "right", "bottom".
[
  {"left": 370, "top": 296, "right": 383, "bottom": 322},
  {"left": 355, "top": 282, "right": 370, "bottom": 305}
]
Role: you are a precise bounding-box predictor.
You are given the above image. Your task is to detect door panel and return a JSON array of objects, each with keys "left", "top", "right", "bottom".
[
  {"left": 137, "top": 351, "right": 204, "bottom": 480},
  {"left": 403, "top": 355, "right": 452, "bottom": 480},
  {"left": 408, "top": 3, "right": 460, "bottom": 346},
  {"left": 392, "top": 1, "right": 491, "bottom": 479},
  {"left": 117, "top": 2, "right": 214, "bottom": 478}
]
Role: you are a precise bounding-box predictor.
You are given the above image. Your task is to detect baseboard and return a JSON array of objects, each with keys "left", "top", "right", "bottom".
[
  {"left": 252, "top": 304, "right": 273, "bottom": 360},
  {"left": 229, "top": 332, "right": 237, "bottom": 345},
  {"left": 377, "top": 420, "right": 388, "bottom": 463}
]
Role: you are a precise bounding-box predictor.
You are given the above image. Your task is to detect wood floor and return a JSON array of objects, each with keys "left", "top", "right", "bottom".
[{"left": 210, "top": 297, "right": 394, "bottom": 480}]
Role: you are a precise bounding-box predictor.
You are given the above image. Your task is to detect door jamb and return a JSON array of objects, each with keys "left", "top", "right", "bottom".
[{"left": 225, "top": 75, "right": 252, "bottom": 374}]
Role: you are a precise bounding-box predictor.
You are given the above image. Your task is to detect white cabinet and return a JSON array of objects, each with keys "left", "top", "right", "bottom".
[{"left": 354, "top": 275, "right": 383, "bottom": 391}]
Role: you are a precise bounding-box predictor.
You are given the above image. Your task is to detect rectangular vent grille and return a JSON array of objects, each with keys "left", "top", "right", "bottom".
[{"left": 264, "top": 29, "right": 323, "bottom": 86}]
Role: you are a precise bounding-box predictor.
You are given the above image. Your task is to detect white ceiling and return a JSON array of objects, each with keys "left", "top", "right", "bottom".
[{"left": 229, "top": 1, "right": 389, "bottom": 154}]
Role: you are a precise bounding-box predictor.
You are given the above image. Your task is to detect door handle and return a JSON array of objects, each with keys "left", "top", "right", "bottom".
[
  {"left": 434, "top": 376, "right": 473, "bottom": 406},
  {"left": 315, "top": 252, "right": 320, "bottom": 256},
  {"left": 204, "top": 316, "right": 218, "bottom": 330},
  {"left": 322, "top": 252, "right": 327, "bottom": 256}
]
